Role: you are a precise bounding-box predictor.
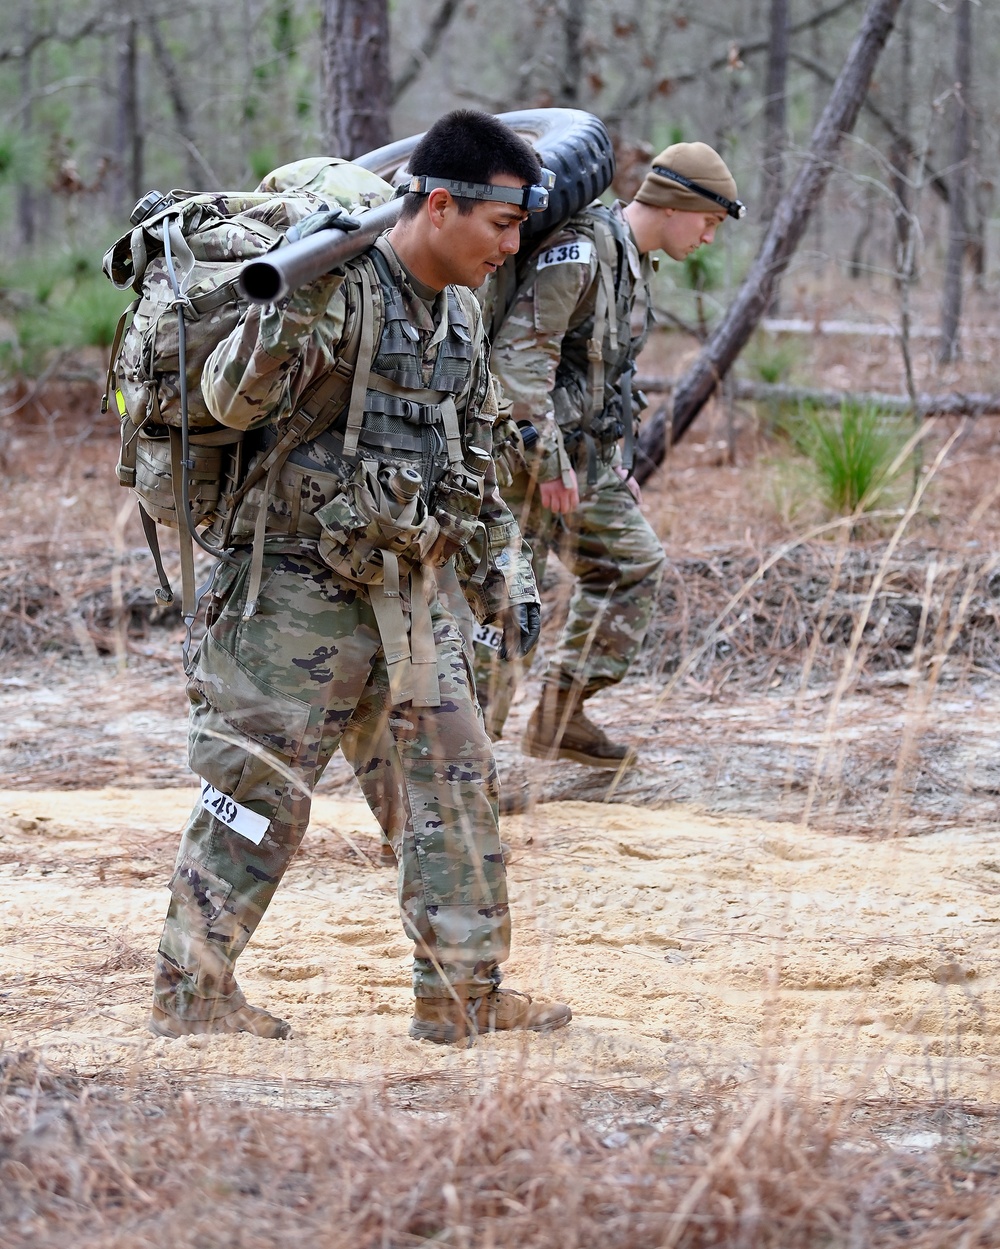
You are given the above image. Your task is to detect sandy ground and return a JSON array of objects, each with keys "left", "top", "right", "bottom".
[{"left": 2, "top": 786, "right": 998, "bottom": 1107}]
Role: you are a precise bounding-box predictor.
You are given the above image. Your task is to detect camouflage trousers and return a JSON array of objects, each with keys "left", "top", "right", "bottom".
[
  {"left": 154, "top": 547, "right": 509, "bottom": 1023},
  {"left": 473, "top": 462, "right": 665, "bottom": 738}
]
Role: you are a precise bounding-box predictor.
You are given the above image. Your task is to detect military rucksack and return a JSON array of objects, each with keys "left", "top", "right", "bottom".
[{"left": 102, "top": 158, "right": 395, "bottom": 631}]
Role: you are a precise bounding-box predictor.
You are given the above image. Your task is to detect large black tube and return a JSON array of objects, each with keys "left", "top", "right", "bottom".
[{"left": 239, "top": 198, "right": 404, "bottom": 304}]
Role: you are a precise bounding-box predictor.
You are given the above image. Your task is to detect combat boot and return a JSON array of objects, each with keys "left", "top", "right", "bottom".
[
  {"left": 409, "top": 988, "right": 572, "bottom": 1045},
  {"left": 148, "top": 1002, "right": 292, "bottom": 1040},
  {"left": 522, "top": 684, "right": 635, "bottom": 769}
]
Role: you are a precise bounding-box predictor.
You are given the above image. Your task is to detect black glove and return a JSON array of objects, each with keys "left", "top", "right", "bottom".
[
  {"left": 497, "top": 602, "right": 541, "bottom": 660},
  {"left": 286, "top": 206, "right": 362, "bottom": 243}
]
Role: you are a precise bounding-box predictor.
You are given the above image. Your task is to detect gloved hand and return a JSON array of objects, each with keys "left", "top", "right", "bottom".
[
  {"left": 286, "top": 205, "right": 362, "bottom": 243},
  {"left": 497, "top": 601, "right": 542, "bottom": 660}
]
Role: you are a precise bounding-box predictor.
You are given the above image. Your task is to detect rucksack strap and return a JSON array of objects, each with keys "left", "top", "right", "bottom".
[
  {"left": 342, "top": 264, "right": 376, "bottom": 460},
  {"left": 586, "top": 219, "right": 620, "bottom": 419}
]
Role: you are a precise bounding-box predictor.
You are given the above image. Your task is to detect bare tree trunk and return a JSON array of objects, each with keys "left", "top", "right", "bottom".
[
  {"left": 634, "top": 0, "right": 904, "bottom": 482},
  {"left": 760, "top": 0, "right": 789, "bottom": 227},
  {"left": 848, "top": 182, "right": 876, "bottom": 279},
  {"left": 890, "top": 0, "right": 913, "bottom": 287},
  {"left": 17, "top": 0, "right": 34, "bottom": 247},
  {"left": 147, "top": 17, "right": 204, "bottom": 190},
  {"left": 114, "top": 13, "right": 143, "bottom": 213},
  {"left": 560, "top": 0, "right": 587, "bottom": 105},
  {"left": 939, "top": 0, "right": 971, "bottom": 363},
  {"left": 321, "top": 0, "right": 391, "bottom": 159},
  {"left": 968, "top": 113, "right": 987, "bottom": 290},
  {"left": 809, "top": 16, "right": 826, "bottom": 270}
]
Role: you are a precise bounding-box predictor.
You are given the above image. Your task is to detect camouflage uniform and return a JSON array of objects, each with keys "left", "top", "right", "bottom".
[
  {"left": 153, "top": 235, "right": 538, "bottom": 1023},
  {"left": 474, "top": 202, "right": 665, "bottom": 738}
]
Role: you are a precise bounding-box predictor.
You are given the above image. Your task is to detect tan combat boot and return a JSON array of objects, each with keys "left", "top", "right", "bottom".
[
  {"left": 148, "top": 1002, "right": 292, "bottom": 1040},
  {"left": 409, "top": 988, "right": 572, "bottom": 1044},
  {"left": 522, "top": 684, "right": 635, "bottom": 769}
]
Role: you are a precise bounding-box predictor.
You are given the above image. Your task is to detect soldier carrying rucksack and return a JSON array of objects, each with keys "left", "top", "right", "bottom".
[
  {"left": 476, "top": 142, "right": 745, "bottom": 771},
  {"left": 138, "top": 110, "right": 572, "bottom": 1045}
]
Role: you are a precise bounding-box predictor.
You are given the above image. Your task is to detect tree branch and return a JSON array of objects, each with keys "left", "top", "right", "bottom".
[
  {"left": 0, "top": 10, "right": 122, "bottom": 65},
  {"left": 391, "top": 0, "right": 463, "bottom": 104}
]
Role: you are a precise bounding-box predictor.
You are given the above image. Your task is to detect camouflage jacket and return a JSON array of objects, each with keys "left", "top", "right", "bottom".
[
  {"left": 488, "top": 201, "right": 654, "bottom": 484},
  {"left": 202, "top": 237, "right": 537, "bottom": 620}
]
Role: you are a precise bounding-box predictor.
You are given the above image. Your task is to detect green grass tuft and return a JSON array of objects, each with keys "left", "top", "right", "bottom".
[{"left": 803, "top": 402, "right": 909, "bottom": 515}]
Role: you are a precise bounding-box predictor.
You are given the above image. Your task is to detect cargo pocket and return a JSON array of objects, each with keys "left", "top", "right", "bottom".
[
  {"left": 168, "top": 856, "right": 234, "bottom": 925},
  {"left": 187, "top": 632, "right": 314, "bottom": 813}
]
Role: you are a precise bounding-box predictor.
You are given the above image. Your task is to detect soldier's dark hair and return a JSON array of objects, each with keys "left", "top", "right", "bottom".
[{"left": 400, "top": 109, "right": 542, "bottom": 220}]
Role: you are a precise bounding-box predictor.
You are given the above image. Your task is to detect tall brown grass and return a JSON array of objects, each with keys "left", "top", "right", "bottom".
[{"left": 3, "top": 1048, "right": 999, "bottom": 1248}]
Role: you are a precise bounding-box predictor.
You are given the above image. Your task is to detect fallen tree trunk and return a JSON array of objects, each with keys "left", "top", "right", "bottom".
[
  {"left": 636, "top": 0, "right": 904, "bottom": 485},
  {"left": 634, "top": 376, "right": 1000, "bottom": 418}
]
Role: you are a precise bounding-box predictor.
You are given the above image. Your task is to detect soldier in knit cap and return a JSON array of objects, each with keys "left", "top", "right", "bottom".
[{"left": 475, "top": 141, "right": 744, "bottom": 770}]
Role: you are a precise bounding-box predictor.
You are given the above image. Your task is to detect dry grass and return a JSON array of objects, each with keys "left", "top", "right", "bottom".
[
  {"left": 640, "top": 542, "right": 1000, "bottom": 692},
  {"left": 2, "top": 1049, "right": 1000, "bottom": 1248}
]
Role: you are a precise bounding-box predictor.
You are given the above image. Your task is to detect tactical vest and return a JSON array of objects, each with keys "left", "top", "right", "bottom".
[
  {"left": 550, "top": 205, "right": 651, "bottom": 477},
  {"left": 220, "top": 238, "right": 491, "bottom": 707}
]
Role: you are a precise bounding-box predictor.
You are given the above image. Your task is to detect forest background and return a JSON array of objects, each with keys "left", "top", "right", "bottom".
[
  {"left": 0, "top": 0, "right": 995, "bottom": 379},
  {"left": 5, "top": 7, "right": 1000, "bottom": 1245}
]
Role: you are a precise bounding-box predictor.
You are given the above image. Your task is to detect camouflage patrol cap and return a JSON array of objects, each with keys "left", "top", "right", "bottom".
[{"left": 635, "top": 142, "right": 740, "bottom": 216}]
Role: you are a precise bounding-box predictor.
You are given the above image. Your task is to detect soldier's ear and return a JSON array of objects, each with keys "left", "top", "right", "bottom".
[{"left": 426, "top": 187, "right": 453, "bottom": 228}]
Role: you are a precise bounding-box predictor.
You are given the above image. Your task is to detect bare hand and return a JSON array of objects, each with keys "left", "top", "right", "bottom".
[
  {"left": 614, "top": 465, "right": 642, "bottom": 505},
  {"left": 539, "top": 470, "right": 580, "bottom": 515}
]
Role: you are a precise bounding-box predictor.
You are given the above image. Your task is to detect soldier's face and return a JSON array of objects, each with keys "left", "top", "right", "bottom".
[
  {"left": 658, "top": 209, "right": 726, "bottom": 261},
  {"left": 440, "top": 175, "right": 529, "bottom": 287}
]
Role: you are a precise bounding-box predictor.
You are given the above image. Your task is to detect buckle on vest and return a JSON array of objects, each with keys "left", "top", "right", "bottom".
[{"left": 586, "top": 338, "right": 602, "bottom": 362}]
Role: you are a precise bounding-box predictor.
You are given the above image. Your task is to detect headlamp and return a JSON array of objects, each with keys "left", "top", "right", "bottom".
[
  {"left": 408, "top": 168, "right": 556, "bottom": 213},
  {"left": 651, "top": 165, "right": 746, "bottom": 220}
]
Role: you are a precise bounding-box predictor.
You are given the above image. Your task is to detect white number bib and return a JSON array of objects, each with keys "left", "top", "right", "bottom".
[
  {"left": 472, "top": 622, "right": 504, "bottom": 652},
  {"left": 536, "top": 239, "right": 592, "bottom": 270},
  {"left": 200, "top": 779, "right": 271, "bottom": 845}
]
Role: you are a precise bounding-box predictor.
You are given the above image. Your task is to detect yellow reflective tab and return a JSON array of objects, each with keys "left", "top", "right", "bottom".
[{"left": 115, "top": 389, "right": 127, "bottom": 417}]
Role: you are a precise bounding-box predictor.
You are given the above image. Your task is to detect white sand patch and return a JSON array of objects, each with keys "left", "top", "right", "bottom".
[{"left": 1, "top": 789, "right": 998, "bottom": 1104}]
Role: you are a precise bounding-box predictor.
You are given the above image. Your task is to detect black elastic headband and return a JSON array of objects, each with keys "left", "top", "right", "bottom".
[
  {"left": 651, "top": 165, "right": 746, "bottom": 220},
  {"left": 407, "top": 169, "right": 556, "bottom": 213}
]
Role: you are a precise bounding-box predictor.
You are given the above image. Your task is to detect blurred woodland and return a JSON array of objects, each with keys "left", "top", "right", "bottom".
[{"left": 0, "top": 0, "right": 995, "bottom": 373}]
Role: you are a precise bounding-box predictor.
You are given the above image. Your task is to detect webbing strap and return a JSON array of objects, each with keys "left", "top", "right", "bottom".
[
  {"left": 227, "top": 409, "right": 314, "bottom": 520},
  {"left": 102, "top": 299, "right": 138, "bottom": 413},
  {"left": 343, "top": 265, "right": 376, "bottom": 460},
  {"left": 164, "top": 219, "right": 197, "bottom": 296},
  {"left": 243, "top": 453, "right": 284, "bottom": 619},
  {"left": 586, "top": 222, "right": 619, "bottom": 418},
  {"left": 137, "top": 504, "right": 174, "bottom": 605},
  {"left": 620, "top": 365, "right": 635, "bottom": 474},
  {"left": 168, "top": 426, "right": 198, "bottom": 620},
  {"left": 370, "top": 560, "right": 440, "bottom": 708},
  {"left": 439, "top": 397, "right": 463, "bottom": 466}
]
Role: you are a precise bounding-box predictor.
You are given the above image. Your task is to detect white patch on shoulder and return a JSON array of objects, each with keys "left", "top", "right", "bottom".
[
  {"left": 536, "top": 239, "right": 593, "bottom": 270},
  {"left": 200, "top": 779, "right": 271, "bottom": 845}
]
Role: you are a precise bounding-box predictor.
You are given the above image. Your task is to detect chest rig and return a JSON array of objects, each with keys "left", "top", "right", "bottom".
[
  {"left": 225, "top": 238, "right": 489, "bottom": 707},
  {"left": 552, "top": 207, "right": 651, "bottom": 479}
]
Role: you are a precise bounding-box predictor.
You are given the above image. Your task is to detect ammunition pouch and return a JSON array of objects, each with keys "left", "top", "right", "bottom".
[{"left": 314, "top": 460, "right": 442, "bottom": 585}]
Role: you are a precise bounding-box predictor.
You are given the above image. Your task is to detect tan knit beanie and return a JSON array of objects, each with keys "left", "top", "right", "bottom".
[{"left": 635, "top": 142, "right": 739, "bottom": 214}]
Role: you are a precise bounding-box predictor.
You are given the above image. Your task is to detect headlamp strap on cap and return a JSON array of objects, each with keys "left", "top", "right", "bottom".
[
  {"left": 651, "top": 165, "right": 746, "bottom": 220},
  {"left": 408, "top": 169, "right": 556, "bottom": 214}
]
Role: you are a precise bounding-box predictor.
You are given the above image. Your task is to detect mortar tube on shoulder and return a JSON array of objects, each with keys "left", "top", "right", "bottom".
[{"left": 239, "top": 199, "right": 404, "bottom": 304}]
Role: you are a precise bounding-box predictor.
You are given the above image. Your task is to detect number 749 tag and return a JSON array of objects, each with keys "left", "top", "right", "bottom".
[{"left": 199, "top": 780, "right": 271, "bottom": 845}]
